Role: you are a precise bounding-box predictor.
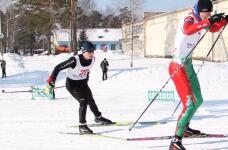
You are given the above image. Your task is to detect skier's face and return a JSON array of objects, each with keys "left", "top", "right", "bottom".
[
  {"left": 83, "top": 51, "right": 94, "bottom": 60},
  {"left": 200, "top": 12, "right": 211, "bottom": 20}
]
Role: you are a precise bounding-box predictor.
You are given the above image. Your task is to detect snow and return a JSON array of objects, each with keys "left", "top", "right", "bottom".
[{"left": 1, "top": 51, "right": 228, "bottom": 150}]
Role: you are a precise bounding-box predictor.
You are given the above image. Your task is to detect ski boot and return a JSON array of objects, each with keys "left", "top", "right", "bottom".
[
  {"left": 94, "top": 116, "right": 113, "bottom": 125},
  {"left": 79, "top": 124, "right": 93, "bottom": 135},
  {"left": 169, "top": 135, "right": 186, "bottom": 150},
  {"left": 183, "top": 125, "right": 201, "bottom": 137}
]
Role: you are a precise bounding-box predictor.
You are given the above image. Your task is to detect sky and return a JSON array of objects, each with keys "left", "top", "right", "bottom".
[
  {"left": 1, "top": 0, "right": 197, "bottom": 13},
  {"left": 96, "top": 0, "right": 197, "bottom": 12},
  {"left": 0, "top": 0, "right": 15, "bottom": 12}
]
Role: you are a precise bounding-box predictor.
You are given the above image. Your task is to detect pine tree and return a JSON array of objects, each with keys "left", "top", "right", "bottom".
[{"left": 78, "top": 29, "right": 88, "bottom": 49}]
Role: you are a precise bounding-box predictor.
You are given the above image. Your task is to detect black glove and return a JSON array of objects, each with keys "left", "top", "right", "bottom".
[
  {"left": 49, "top": 81, "right": 55, "bottom": 89},
  {"left": 225, "top": 15, "right": 228, "bottom": 21},
  {"left": 209, "top": 14, "right": 223, "bottom": 24}
]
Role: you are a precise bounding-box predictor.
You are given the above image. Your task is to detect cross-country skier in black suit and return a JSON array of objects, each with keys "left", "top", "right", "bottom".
[{"left": 47, "top": 41, "right": 112, "bottom": 134}]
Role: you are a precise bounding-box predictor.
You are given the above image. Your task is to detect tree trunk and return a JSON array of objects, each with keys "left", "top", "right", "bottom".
[{"left": 47, "top": 33, "right": 51, "bottom": 55}]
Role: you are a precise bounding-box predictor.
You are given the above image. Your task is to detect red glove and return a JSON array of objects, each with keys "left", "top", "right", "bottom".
[
  {"left": 47, "top": 76, "right": 55, "bottom": 90},
  {"left": 47, "top": 76, "right": 55, "bottom": 84}
]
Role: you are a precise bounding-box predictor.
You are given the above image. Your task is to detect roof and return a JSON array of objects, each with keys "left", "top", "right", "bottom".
[
  {"left": 53, "top": 28, "right": 122, "bottom": 42},
  {"left": 85, "top": 28, "right": 122, "bottom": 42}
]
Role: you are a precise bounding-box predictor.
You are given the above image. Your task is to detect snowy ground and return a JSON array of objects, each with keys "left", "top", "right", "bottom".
[{"left": 1, "top": 51, "right": 228, "bottom": 150}]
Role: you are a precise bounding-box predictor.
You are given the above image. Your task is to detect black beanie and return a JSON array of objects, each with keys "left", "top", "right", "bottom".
[{"left": 198, "top": 0, "right": 213, "bottom": 12}]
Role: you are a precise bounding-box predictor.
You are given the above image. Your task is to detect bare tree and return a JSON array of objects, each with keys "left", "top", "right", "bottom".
[
  {"left": 113, "top": 0, "right": 144, "bottom": 20},
  {"left": 78, "top": 0, "right": 97, "bottom": 15},
  {"left": 103, "top": 6, "right": 115, "bottom": 16}
]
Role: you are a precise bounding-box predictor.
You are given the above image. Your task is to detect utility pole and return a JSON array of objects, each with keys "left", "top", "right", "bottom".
[
  {"left": 6, "top": 12, "right": 9, "bottom": 52},
  {"left": 5, "top": 1, "right": 18, "bottom": 53},
  {"left": 130, "top": 0, "right": 134, "bottom": 67},
  {"left": 0, "top": 12, "right": 4, "bottom": 60},
  {"left": 70, "top": 0, "right": 78, "bottom": 55}
]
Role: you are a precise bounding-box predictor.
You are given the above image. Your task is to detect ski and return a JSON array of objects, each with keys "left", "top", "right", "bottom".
[
  {"left": 70, "top": 121, "right": 167, "bottom": 128},
  {"left": 59, "top": 132, "right": 125, "bottom": 140},
  {"left": 127, "top": 133, "right": 228, "bottom": 141}
]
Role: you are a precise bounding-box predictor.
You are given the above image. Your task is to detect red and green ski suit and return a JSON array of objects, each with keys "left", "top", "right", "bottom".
[{"left": 169, "top": 11, "right": 227, "bottom": 137}]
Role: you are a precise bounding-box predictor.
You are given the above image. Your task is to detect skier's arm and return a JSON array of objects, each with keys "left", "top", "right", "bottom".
[
  {"left": 47, "top": 57, "right": 76, "bottom": 83},
  {"left": 100, "top": 61, "right": 103, "bottom": 68},
  {"left": 183, "top": 16, "right": 211, "bottom": 35},
  {"left": 87, "top": 72, "right": 90, "bottom": 80}
]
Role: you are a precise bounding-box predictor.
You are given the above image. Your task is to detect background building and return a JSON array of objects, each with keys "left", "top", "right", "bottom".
[
  {"left": 86, "top": 29, "right": 122, "bottom": 51},
  {"left": 52, "top": 28, "right": 122, "bottom": 54},
  {"left": 122, "top": 20, "right": 144, "bottom": 57},
  {"left": 122, "top": 0, "right": 228, "bottom": 61}
]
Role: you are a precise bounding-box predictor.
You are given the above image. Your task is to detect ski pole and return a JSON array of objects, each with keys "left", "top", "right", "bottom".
[
  {"left": 171, "top": 24, "right": 227, "bottom": 117},
  {"left": 129, "top": 30, "right": 209, "bottom": 131},
  {"left": 171, "top": 100, "right": 181, "bottom": 116},
  {"left": 2, "top": 89, "right": 32, "bottom": 93},
  {"left": 55, "top": 85, "right": 65, "bottom": 89},
  {"left": 1, "top": 85, "right": 65, "bottom": 94},
  {"left": 196, "top": 24, "right": 227, "bottom": 74}
]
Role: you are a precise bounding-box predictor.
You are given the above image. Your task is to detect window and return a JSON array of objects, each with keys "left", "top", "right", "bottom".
[{"left": 111, "top": 44, "right": 116, "bottom": 50}]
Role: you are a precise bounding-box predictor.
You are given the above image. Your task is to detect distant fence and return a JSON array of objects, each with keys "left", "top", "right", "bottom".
[{"left": 148, "top": 90, "right": 175, "bottom": 102}]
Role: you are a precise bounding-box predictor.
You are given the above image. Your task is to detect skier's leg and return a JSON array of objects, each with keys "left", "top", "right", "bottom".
[
  {"left": 169, "top": 62, "right": 197, "bottom": 137},
  {"left": 4, "top": 69, "right": 6, "bottom": 77},
  {"left": 84, "top": 84, "right": 112, "bottom": 124},
  {"left": 66, "top": 80, "right": 88, "bottom": 124},
  {"left": 84, "top": 85, "right": 101, "bottom": 117},
  {"left": 102, "top": 72, "right": 105, "bottom": 81},
  {"left": 78, "top": 100, "right": 88, "bottom": 124},
  {"left": 105, "top": 72, "right": 107, "bottom": 80},
  {"left": 182, "top": 61, "right": 203, "bottom": 136},
  {"left": 185, "top": 61, "right": 203, "bottom": 119}
]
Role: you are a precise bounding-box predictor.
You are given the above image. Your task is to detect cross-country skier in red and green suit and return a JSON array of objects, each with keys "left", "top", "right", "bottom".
[{"left": 169, "top": 0, "right": 228, "bottom": 150}]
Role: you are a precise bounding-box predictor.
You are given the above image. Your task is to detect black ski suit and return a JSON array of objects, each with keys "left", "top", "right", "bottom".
[
  {"left": 100, "top": 60, "right": 109, "bottom": 80},
  {"left": 1, "top": 60, "right": 6, "bottom": 78},
  {"left": 48, "top": 54, "right": 101, "bottom": 124}
]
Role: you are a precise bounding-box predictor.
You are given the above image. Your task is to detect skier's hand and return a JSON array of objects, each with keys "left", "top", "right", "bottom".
[
  {"left": 43, "top": 82, "right": 55, "bottom": 94},
  {"left": 208, "top": 14, "right": 223, "bottom": 24},
  {"left": 47, "top": 76, "right": 55, "bottom": 91},
  {"left": 45, "top": 81, "right": 55, "bottom": 94},
  {"left": 49, "top": 81, "right": 55, "bottom": 89},
  {"left": 47, "top": 76, "right": 55, "bottom": 84}
]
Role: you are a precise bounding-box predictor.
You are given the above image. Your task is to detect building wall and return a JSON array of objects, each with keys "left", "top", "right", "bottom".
[
  {"left": 144, "top": 10, "right": 182, "bottom": 57},
  {"left": 145, "top": 0, "right": 228, "bottom": 61},
  {"left": 122, "top": 21, "right": 144, "bottom": 56},
  {"left": 122, "top": 0, "right": 228, "bottom": 61},
  {"left": 93, "top": 41, "right": 122, "bottom": 51}
]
